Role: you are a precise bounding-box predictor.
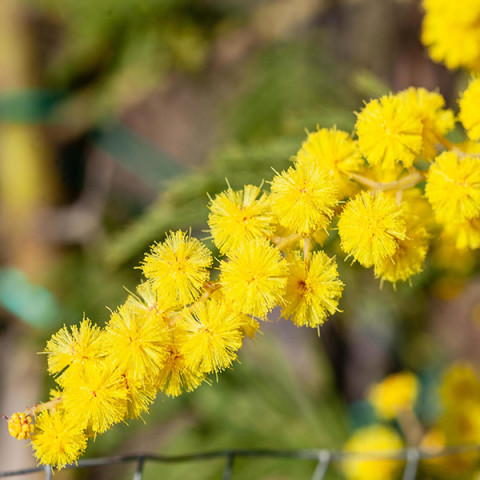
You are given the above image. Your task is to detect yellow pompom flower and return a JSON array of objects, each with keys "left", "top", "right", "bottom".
[
  {"left": 459, "top": 78, "right": 480, "bottom": 141},
  {"left": 422, "top": 0, "right": 480, "bottom": 71},
  {"left": 31, "top": 410, "right": 87, "bottom": 469},
  {"left": 398, "top": 87, "right": 455, "bottom": 160},
  {"left": 179, "top": 298, "right": 243, "bottom": 374},
  {"left": 338, "top": 191, "right": 407, "bottom": 268},
  {"left": 355, "top": 94, "right": 423, "bottom": 170},
  {"left": 425, "top": 152, "right": 480, "bottom": 224},
  {"left": 374, "top": 214, "right": 430, "bottom": 284},
  {"left": 156, "top": 326, "right": 206, "bottom": 397},
  {"left": 44, "top": 317, "right": 104, "bottom": 377},
  {"left": 7, "top": 412, "right": 34, "bottom": 440},
  {"left": 62, "top": 364, "right": 128, "bottom": 434},
  {"left": 343, "top": 425, "right": 403, "bottom": 480},
  {"left": 368, "top": 372, "right": 419, "bottom": 420},
  {"left": 270, "top": 157, "right": 338, "bottom": 234},
  {"left": 142, "top": 230, "right": 212, "bottom": 306},
  {"left": 208, "top": 184, "right": 275, "bottom": 254},
  {"left": 104, "top": 304, "right": 169, "bottom": 381},
  {"left": 122, "top": 373, "right": 157, "bottom": 419},
  {"left": 282, "top": 251, "right": 344, "bottom": 328},
  {"left": 296, "top": 127, "right": 363, "bottom": 198},
  {"left": 220, "top": 238, "right": 288, "bottom": 317}
]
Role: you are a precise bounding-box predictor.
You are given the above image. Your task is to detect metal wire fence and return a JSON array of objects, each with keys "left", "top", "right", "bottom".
[{"left": 1, "top": 446, "right": 480, "bottom": 480}]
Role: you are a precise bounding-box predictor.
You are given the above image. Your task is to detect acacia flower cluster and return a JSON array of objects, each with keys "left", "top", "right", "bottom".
[{"left": 4, "top": 62, "right": 480, "bottom": 472}]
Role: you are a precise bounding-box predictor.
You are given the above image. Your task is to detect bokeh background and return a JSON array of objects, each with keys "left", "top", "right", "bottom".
[{"left": 0, "top": 0, "right": 479, "bottom": 478}]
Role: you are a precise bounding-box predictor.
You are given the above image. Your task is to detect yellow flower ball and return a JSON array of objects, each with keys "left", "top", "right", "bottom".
[
  {"left": 296, "top": 127, "right": 363, "bottom": 198},
  {"left": 32, "top": 410, "right": 87, "bottom": 469},
  {"left": 343, "top": 425, "right": 403, "bottom": 480},
  {"left": 338, "top": 191, "right": 407, "bottom": 268},
  {"left": 368, "top": 372, "right": 419, "bottom": 420},
  {"left": 425, "top": 152, "right": 480, "bottom": 224},
  {"left": 208, "top": 184, "right": 275, "bottom": 255},
  {"left": 142, "top": 230, "right": 212, "bottom": 306},
  {"left": 270, "top": 156, "right": 338, "bottom": 234},
  {"left": 282, "top": 251, "right": 344, "bottom": 328},
  {"left": 220, "top": 238, "right": 288, "bottom": 318},
  {"left": 355, "top": 94, "right": 423, "bottom": 170}
]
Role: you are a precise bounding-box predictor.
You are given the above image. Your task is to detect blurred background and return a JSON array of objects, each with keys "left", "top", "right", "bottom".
[{"left": 0, "top": 0, "right": 479, "bottom": 478}]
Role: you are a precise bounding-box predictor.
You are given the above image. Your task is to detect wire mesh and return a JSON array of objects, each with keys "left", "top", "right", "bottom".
[{"left": 2, "top": 445, "right": 480, "bottom": 480}]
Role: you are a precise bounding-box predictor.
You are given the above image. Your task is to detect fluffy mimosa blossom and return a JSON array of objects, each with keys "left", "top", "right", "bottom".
[
  {"left": 440, "top": 363, "right": 480, "bottom": 407},
  {"left": 398, "top": 87, "right": 455, "bottom": 159},
  {"left": 338, "top": 191, "right": 407, "bottom": 267},
  {"left": 296, "top": 127, "right": 363, "bottom": 198},
  {"left": 7, "top": 413, "right": 34, "bottom": 440},
  {"left": 122, "top": 373, "right": 157, "bottom": 419},
  {"left": 270, "top": 157, "right": 338, "bottom": 234},
  {"left": 156, "top": 328, "right": 206, "bottom": 397},
  {"left": 44, "top": 317, "right": 104, "bottom": 377},
  {"left": 425, "top": 152, "right": 480, "bottom": 224},
  {"left": 422, "top": 0, "right": 480, "bottom": 71},
  {"left": 220, "top": 238, "right": 288, "bottom": 317},
  {"left": 208, "top": 185, "right": 275, "bottom": 254},
  {"left": 104, "top": 304, "right": 169, "bottom": 380},
  {"left": 374, "top": 214, "right": 430, "bottom": 284},
  {"left": 355, "top": 94, "right": 423, "bottom": 170},
  {"left": 142, "top": 230, "right": 212, "bottom": 306},
  {"left": 179, "top": 299, "right": 243, "bottom": 373},
  {"left": 31, "top": 410, "right": 87, "bottom": 469},
  {"left": 368, "top": 372, "right": 419, "bottom": 420},
  {"left": 343, "top": 425, "right": 403, "bottom": 480},
  {"left": 282, "top": 251, "right": 344, "bottom": 328},
  {"left": 459, "top": 78, "right": 480, "bottom": 141},
  {"left": 62, "top": 364, "right": 128, "bottom": 434}
]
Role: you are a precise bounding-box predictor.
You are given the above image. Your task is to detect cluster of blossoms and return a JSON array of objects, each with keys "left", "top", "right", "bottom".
[
  {"left": 343, "top": 365, "right": 480, "bottom": 480},
  {"left": 4, "top": 5, "right": 480, "bottom": 466}
]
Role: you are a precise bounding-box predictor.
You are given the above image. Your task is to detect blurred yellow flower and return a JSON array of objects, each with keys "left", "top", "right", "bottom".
[
  {"left": 459, "top": 78, "right": 480, "bottom": 141},
  {"left": 422, "top": 0, "right": 480, "bottom": 71},
  {"left": 368, "top": 372, "right": 419, "bottom": 420},
  {"left": 343, "top": 425, "right": 403, "bottom": 480},
  {"left": 440, "top": 363, "right": 480, "bottom": 407}
]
